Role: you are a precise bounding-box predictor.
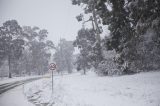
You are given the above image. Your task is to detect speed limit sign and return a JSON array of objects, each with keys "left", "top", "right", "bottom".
[
  {"left": 49, "top": 63, "right": 56, "bottom": 94},
  {"left": 49, "top": 63, "right": 56, "bottom": 70}
]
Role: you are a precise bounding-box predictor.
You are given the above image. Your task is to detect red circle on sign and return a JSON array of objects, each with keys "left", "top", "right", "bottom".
[{"left": 49, "top": 63, "right": 56, "bottom": 70}]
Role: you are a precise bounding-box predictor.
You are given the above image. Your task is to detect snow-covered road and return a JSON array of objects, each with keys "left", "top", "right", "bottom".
[
  {"left": 24, "top": 71, "right": 160, "bottom": 106},
  {"left": 0, "top": 85, "right": 34, "bottom": 106}
]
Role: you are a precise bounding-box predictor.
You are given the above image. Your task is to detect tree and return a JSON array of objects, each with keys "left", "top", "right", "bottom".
[
  {"left": 73, "top": 28, "right": 95, "bottom": 74},
  {"left": 72, "top": 0, "right": 104, "bottom": 70},
  {"left": 0, "top": 20, "right": 24, "bottom": 78},
  {"left": 0, "top": 20, "right": 55, "bottom": 77},
  {"left": 22, "top": 26, "right": 55, "bottom": 75},
  {"left": 72, "top": 0, "right": 160, "bottom": 75},
  {"left": 54, "top": 39, "right": 74, "bottom": 73},
  {"left": 95, "top": 0, "right": 160, "bottom": 73}
]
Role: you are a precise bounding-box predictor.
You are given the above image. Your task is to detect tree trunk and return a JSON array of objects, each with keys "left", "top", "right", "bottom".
[
  {"left": 92, "top": 5, "right": 101, "bottom": 43},
  {"left": 92, "top": 4, "right": 103, "bottom": 66},
  {"left": 66, "top": 59, "right": 72, "bottom": 73},
  {"left": 83, "top": 67, "right": 86, "bottom": 75},
  {"left": 8, "top": 55, "right": 12, "bottom": 78}
]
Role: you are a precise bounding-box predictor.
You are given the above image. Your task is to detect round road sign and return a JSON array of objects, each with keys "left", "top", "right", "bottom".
[{"left": 49, "top": 63, "right": 56, "bottom": 70}]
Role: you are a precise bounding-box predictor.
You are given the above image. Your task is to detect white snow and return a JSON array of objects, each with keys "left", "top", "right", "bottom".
[
  {"left": 0, "top": 85, "right": 34, "bottom": 106},
  {"left": 0, "top": 75, "right": 47, "bottom": 106},
  {"left": 0, "top": 75, "right": 43, "bottom": 85},
  {"left": 24, "top": 71, "right": 160, "bottom": 106}
]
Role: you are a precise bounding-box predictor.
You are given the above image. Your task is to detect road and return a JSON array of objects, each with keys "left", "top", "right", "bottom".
[
  {"left": 0, "top": 77, "right": 42, "bottom": 94},
  {"left": 0, "top": 76, "right": 44, "bottom": 106},
  {"left": 0, "top": 85, "right": 34, "bottom": 106}
]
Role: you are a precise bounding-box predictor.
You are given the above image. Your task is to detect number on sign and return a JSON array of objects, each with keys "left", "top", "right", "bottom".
[{"left": 49, "top": 63, "right": 56, "bottom": 70}]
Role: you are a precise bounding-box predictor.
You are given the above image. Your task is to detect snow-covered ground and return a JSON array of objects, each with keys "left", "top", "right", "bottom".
[
  {"left": 0, "top": 75, "right": 48, "bottom": 106},
  {"left": 0, "top": 85, "right": 34, "bottom": 106},
  {"left": 24, "top": 71, "right": 160, "bottom": 106},
  {"left": 0, "top": 75, "right": 44, "bottom": 85}
]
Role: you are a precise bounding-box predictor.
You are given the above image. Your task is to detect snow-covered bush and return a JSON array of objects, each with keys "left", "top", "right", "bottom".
[
  {"left": 97, "top": 51, "right": 121, "bottom": 76},
  {"left": 97, "top": 61, "right": 121, "bottom": 76}
]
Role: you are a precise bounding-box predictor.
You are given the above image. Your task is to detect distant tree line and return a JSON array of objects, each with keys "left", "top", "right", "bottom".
[
  {"left": 72, "top": 0, "right": 160, "bottom": 75},
  {"left": 54, "top": 38, "right": 74, "bottom": 74},
  {"left": 0, "top": 20, "right": 55, "bottom": 78}
]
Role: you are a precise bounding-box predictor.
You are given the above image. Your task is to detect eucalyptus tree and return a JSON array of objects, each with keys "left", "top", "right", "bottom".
[
  {"left": 72, "top": 0, "right": 160, "bottom": 74},
  {"left": 0, "top": 20, "right": 24, "bottom": 78},
  {"left": 91, "top": 0, "right": 160, "bottom": 73},
  {"left": 22, "top": 26, "right": 55, "bottom": 75},
  {"left": 72, "top": 0, "right": 104, "bottom": 73}
]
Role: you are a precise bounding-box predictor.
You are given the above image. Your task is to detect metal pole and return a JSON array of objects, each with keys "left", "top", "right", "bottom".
[{"left": 52, "top": 70, "right": 53, "bottom": 94}]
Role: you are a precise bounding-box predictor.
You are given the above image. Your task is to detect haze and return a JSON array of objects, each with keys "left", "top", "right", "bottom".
[{"left": 0, "top": 0, "right": 82, "bottom": 45}]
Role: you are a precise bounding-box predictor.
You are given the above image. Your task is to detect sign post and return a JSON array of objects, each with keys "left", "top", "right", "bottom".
[{"left": 49, "top": 63, "right": 56, "bottom": 94}]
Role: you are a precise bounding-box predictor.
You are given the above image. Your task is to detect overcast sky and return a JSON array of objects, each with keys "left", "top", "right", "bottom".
[{"left": 0, "top": 0, "right": 82, "bottom": 45}]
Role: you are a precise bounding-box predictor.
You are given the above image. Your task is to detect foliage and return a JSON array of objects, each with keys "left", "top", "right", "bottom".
[
  {"left": 0, "top": 20, "right": 55, "bottom": 77},
  {"left": 0, "top": 20, "right": 24, "bottom": 77},
  {"left": 72, "top": 0, "right": 106, "bottom": 74},
  {"left": 72, "top": 0, "right": 160, "bottom": 75},
  {"left": 22, "top": 26, "right": 54, "bottom": 75},
  {"left": 54, "top": 38, "right": 74, "bottom": 73},
  {"left": 97, "top": 0, "right": 160, "bottom": 73}
]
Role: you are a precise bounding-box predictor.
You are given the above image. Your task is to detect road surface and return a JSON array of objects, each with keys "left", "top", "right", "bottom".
[{"left": 0, "top": 85, "right": 34, "bottom": 106}]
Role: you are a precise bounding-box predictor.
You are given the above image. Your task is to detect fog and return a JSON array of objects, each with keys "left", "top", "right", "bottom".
[{"left": 0, "top": 0, "right": 82, "bottom": 45}]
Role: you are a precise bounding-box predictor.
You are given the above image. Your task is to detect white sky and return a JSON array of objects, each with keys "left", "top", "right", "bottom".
[{"left": 0, "top": 0, "right": 82, "bottom": 45}]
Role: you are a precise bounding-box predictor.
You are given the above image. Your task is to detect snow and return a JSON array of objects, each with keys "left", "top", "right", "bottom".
[
  {"left": 0, "top": 75, "right": 43, "bottom": 85},
  {"left": 24, "top": 71, "right": 160, "bottom": 106},
  {"left": 0, "top": 85, "right": 34, "bottom": 106}
]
